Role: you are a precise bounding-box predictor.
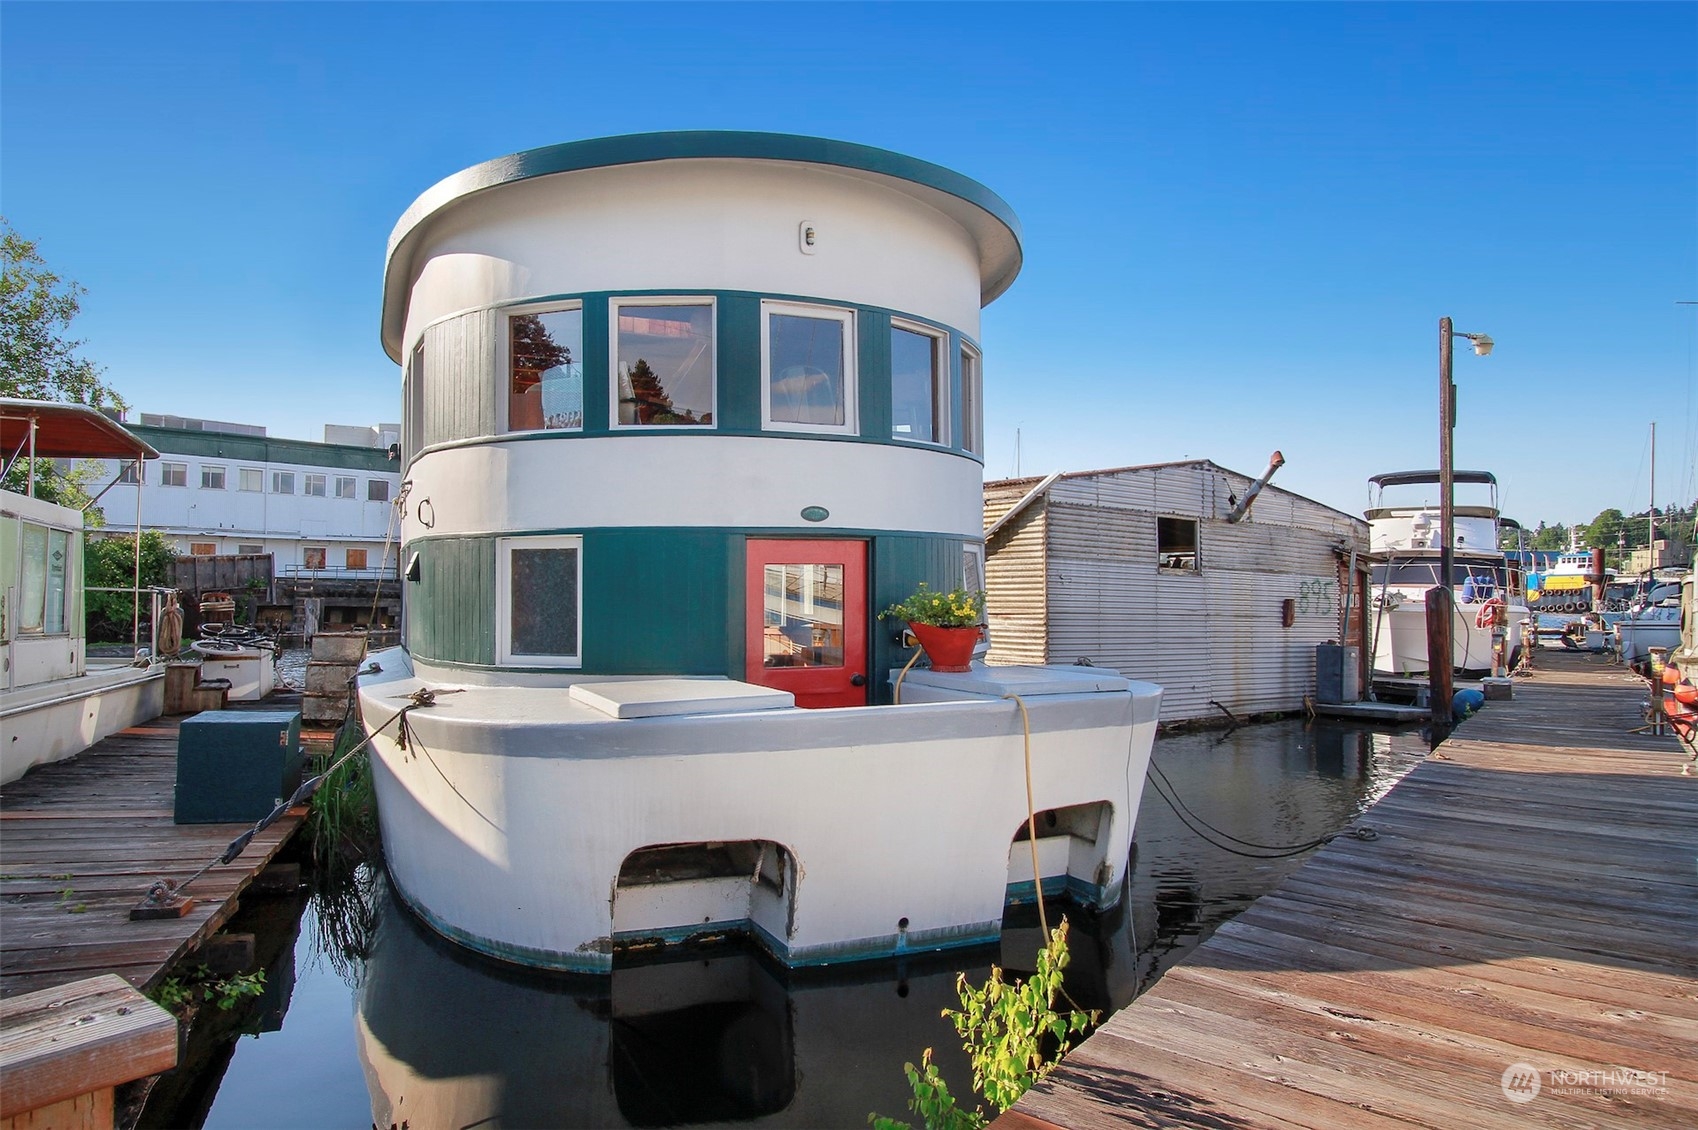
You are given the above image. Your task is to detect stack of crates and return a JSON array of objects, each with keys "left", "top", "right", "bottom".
[{"left": 303, "top": 630, "right": 368, "bottom": 727}]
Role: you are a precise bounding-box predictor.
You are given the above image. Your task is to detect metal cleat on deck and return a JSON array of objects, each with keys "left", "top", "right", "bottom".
[{"left": 129, "top": 878, "right": 195, "bottom": 920}]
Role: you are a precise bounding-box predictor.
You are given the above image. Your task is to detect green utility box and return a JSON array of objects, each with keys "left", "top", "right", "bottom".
[{"left": 174, "top": 710, "right": 304, "bottom": 824}]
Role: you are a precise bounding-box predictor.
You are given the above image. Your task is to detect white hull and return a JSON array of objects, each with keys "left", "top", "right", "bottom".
[
  {"left": 1617, "top": 619, "right": 1683, "bottom": 664},
  {"left": 358, "top": 648, "right": 1159, "bottom": 973},
  {"left": 1372, "top": 597, "right": 1527, "bottom": 677},
  {"left": 0, "top": 663, "right": 165, "bottom": 784}
]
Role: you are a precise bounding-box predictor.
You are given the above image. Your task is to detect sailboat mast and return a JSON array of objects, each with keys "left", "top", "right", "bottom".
[{"left": 1650, "top": 421, "right": 1657, "bottom": 557}]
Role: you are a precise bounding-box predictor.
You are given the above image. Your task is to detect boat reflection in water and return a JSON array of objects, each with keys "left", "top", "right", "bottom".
[
  {"left": 355, "top": 872, "right": 1138, "bottom": 1130},
  {"left": 352, "top": 718, "right": 1422, "bottom": 1129}
]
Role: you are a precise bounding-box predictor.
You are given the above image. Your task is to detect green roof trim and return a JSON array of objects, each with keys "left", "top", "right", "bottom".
[
  {"left": 130, "top": 425, "right": 397, "bottom": 473},
  {"left": 382, "top": 131, "right": 1023, "bottom": 361}
]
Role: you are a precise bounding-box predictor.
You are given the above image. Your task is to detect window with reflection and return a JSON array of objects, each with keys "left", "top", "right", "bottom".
[
  {"left": 960, "top": 343, "right": 983, "bottom": 456},
  {"left": 763, "top": 302, "right": 854, "bottom": 433},
  {"left": 509, "top": 307, "right": 583, "bottom": 431},
  {"left": 500, "top": 536, "right": 582, "bottom": 665},
  {"left": 891, "top": 323, "right": 945, "bottom": 444},
  {"left": 613, "top": 300, "right": 714, "bottom": 427},
  {"left": 17, "top": 523, "right": 71, "bottom": 634},
  {"left": 762, "top": 563, "right": 845, "bottom": 668}
]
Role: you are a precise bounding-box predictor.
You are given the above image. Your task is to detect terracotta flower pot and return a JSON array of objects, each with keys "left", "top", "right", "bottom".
[{"left": 909, "top": 622, "right": 983, "bottom": 673}]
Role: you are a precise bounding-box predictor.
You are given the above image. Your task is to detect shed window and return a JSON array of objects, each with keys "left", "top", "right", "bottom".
[
  {"left": 304, "top": 474, "right": 327, "bottom": 498},
  {"left": 612, "top": 299, "right": 715, "bottom": 427},
  {"left": 239, "top": 467, "right": 263, "bottom": 492},
  {"left": 498, "top": 535, "right": 582, "bottom": 666},
  {"left": 334, "top": 476, "right": 357, "bottom": 499},
  {"left": 161, "top": 462, "right": 187, "bottom": 487},
  {"left": 1157, "top": 517, "right": 1199, "bottom": 571},
  {"left": 303, "top": 547, "right": 327, "bottom": 570},
  {"left": 200, "top": 465, "right": 226, "bottom": 490},
  {"left": 891, "top": 322, "right": 947, "bottom": 445},
  {"left": 272, "top": 471, "right": 295, "bottom": 495},
  {"left": 762, "top": 301, "right": 855, "bottom": 434},
  {"left": 509, "top": 306, "right": 583, "bottom": 431},
  {"left": 188, "top": 542, "right": 217, "bottom": 557},
  {"left": 346, "top": 548, "right": 368, "bottom": 570},
  {"left": 237, "top": 543, "right": 265, "bottom": 556},
  {"left": 368, "top": 479, "right": 390, "bottom": 503},
  {"left": 118, "top": 461, "right": 142, "bottom": 485}
]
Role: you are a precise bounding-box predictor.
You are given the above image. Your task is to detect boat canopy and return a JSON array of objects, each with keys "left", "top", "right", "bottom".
[
  {"left": 0, "top": 399, "right": 158, "bottom": 461},
  {"left": 1369, "top": 470, "right": 1497, "bottom": 488}
]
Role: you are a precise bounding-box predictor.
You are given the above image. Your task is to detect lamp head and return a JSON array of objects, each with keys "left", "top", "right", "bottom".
[{"left": 1469, "top": 333, "right": 1494, "bottom": 356}]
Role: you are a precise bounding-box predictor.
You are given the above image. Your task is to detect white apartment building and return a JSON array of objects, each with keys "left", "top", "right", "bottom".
[{"left": 93, "top": 416, "right": 403, "bottom": 576}]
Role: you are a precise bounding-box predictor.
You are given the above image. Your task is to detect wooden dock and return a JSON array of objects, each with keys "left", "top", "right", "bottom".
[
  {"left": 1005, "top": 651, "right": 1697, "bottom": 1129},
  {"left": 0, "top": 713, "right": 305, "bottom": 999}
]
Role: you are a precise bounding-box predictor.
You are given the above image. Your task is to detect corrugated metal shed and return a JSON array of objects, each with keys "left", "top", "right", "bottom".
[{"left": 984, "top": 460, "right": 1369, "bottom": 723}]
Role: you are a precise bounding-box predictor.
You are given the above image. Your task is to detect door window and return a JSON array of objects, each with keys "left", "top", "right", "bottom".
[{"left": 761, "top": 564, "right": 845, "bottom": 668}]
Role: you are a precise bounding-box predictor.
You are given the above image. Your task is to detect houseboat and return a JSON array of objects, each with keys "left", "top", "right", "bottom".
[
  {"left": 1365, "top": 469, "right": 1528, "bottom": 676},
  {"left": 1, "top": 399, "right": 165, "bottom": 784},
  {"left": 357, "top": 132, "right": 1162, "bottom": 974}
]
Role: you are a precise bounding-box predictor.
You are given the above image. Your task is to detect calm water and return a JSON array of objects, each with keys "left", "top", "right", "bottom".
[{"left": 157, "top": 718, "right": 1425, "bottom": 1129}]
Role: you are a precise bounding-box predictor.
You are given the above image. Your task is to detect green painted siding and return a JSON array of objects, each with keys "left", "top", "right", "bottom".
[
  {"left": 408, "top": 536, "right": 496, "bottom": 664},
  {"left": 128, "top": 427, "right": 394, "bottom": 473},
  {"left": 869, "top": 534, "right": 970, "bottom": 704},
  {"left": 424, "top": 309, "right": 497, "bottom": 447},
  {"left": 716, "top": 295, "right": 761, "bottom": 432},
  {"left": 582, "top": 530, "right": 738, "bottom": 674},
  {"left": 403, "top": 527, "right": 967, "bottom": 690},
  {"left": 857, "top": 309, "right": 892, "bottom": 441},
  {"left": 579, "top": 297, "right": 611, "bottom": 434}
]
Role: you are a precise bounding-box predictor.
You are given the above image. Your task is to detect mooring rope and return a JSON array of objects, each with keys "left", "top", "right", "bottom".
[{"left": 139, "top": 686, "right": 440, "bottom": 906}]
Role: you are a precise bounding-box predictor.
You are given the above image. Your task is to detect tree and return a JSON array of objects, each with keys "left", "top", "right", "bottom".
[
  {"left": 1, "top": 220, "right": 130, "bottom": 508},
  {"left": 85, "top": 531, "right": 174, "bottom": 642},
  {"left": 1584, "top": 509, "right": 1626, "bottom": 554}
]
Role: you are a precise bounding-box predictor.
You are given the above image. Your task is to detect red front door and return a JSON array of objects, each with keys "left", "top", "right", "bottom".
[{"left": 745, "top": 539, "right": 868, "bottom": 708}]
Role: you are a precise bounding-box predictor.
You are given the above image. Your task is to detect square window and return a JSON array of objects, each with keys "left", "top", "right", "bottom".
[
  {"left": 334, "top": 476, "right": 357, "bottom": 499},
  {"left": 201, "top": 465, "right": 226, "bottom": 490},
  {"left": 189, "top": 542, "right": 217, "bottom": 557},
  {"left": 346, "top": 548, "right": 368, "bottom": 570},
  {"left": 118, "top": 461, "right": 142, "bottom": 485},
  {"left": 498, "top": 535, "right": 582, "bottom": 665},
  {"left": 161, "top": 462, "right": 188, "bottom": 487},
  {"left": 762, "top": 301, "right": 856, "bottom": 434},
  {"left": 240, "top": 467, "right": 263, "bottom": 492},
  {"left": 960, "top": 344, "right": 983, "bottom": 457},
  {"left": 367, "top": 479, "right": 390, "bottom": 503},
  {"left": 890, "top": 322, "right": 947, "bottom": 445},
  {"left": 612, "top": 299, "right": 715, "bottom": 427},
  {"left": 1157, "top": 517, "right": 1199, "bottom": 571},
  {"left": 509, "top": 306, "right": 583, "bottom": 431},
  {"left": 272, "top": 471, "right": 295, "bottom": 495},
  {"left": 303, "top": 546, "right": 327, "bottom": 570},
  {"left": 304, "top": 474, "right": 327, "bottom": 497}
]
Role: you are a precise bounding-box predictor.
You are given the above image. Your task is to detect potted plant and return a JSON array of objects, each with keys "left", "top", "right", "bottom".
[{"left": 881, "top": 583, "right": 986, "bottom": 672}]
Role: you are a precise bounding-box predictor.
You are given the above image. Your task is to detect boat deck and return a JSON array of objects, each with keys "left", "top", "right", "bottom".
[
  {"left": 1002, "top": 650, "right": 1697, "bottom": 1129},
  {"left": 0, "top": 710, "right": 306, "bottom": 999}
]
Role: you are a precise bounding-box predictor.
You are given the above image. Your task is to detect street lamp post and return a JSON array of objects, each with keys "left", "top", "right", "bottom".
[{"left": 1431, "top": 316, "right": 1493, "bottom": 732}]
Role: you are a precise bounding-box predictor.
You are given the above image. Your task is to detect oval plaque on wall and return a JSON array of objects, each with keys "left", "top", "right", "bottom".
[{"left": 800, "top": 506, "right": 830, "bottom": 523}]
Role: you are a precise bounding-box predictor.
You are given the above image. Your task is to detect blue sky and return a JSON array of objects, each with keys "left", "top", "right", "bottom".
[{"left": 3, "top": 2, "right": 1693, "bottom": 527}]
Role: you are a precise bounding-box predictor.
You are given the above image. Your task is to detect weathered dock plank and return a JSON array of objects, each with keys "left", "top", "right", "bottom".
[
  {"left": 1005, "top": 652, "right": 1698, "bottom": 1128},
  {"left": 0, "top": 712, "right": 306, "bottom": 1000}
]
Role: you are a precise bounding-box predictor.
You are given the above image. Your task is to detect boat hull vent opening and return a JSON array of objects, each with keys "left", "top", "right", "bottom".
[
  {"left": 1006, "top": 800, "right": 1115, "bottom": 907},
  {"left": 612, "top": 840, "right": 797, "bottom": 961}
]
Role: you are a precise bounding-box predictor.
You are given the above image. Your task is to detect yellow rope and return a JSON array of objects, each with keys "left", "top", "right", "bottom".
[
  {"left": 1003, "top": 691, "right": 1048, "bottom": 943},
  {"left": 891, "top": 645, "right": 924, "bottom": 704}
]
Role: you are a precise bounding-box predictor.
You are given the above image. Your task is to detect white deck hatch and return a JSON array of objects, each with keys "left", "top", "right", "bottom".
[{"left": 567, "top": 678, "right": 796, "bottom": 719}]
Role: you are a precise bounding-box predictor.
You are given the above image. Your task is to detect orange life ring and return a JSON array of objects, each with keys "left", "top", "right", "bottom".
[{"left": 1474, "top": 597, "right": 1505, "bottom": 629}]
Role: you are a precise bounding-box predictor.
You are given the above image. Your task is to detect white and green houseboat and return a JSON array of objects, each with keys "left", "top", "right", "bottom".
[{"left": 358, "top": 132, "right": 1162, "bottom": 973}]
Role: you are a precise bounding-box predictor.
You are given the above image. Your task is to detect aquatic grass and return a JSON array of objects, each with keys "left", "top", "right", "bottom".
[{"left": 306, "top": 713, "right": 380, "bottom": 863}]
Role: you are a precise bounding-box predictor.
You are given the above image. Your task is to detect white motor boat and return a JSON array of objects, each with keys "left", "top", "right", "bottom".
[{"left": 1365, "top": 470, "right": 1529, "bottom": 677}]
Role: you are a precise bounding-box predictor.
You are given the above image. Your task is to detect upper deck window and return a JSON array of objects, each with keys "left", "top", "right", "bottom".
[
  {"left": 612, "top": 299, "right": 715, "bottom": 428},
  {"left": 508, "top": 305, "right": 583, "bottom": 432},
  {"left": 762, "top": 301, "right": 855, "bottom": 435},
  {"left": 960, "top": 343, "right": 983, "bottom": 456},
  {"left": 891, "top": 321, "right": 947, "bottom": 445}
]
